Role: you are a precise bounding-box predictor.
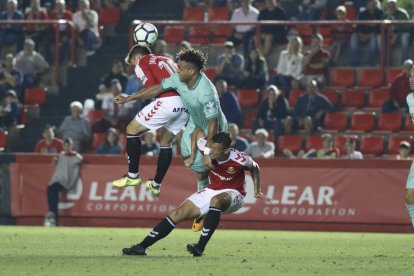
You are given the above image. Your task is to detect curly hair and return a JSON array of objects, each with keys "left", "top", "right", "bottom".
[{"left": 176, "top": 48, "right": 207, "bottom": 71}]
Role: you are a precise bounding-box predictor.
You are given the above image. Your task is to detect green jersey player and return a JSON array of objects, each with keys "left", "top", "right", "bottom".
[
  {"left": 405, "top": 68, "right": 414, "bottom": 229},
  {"left": 115, "top": 49, "right": 228, "bottom": 194}
]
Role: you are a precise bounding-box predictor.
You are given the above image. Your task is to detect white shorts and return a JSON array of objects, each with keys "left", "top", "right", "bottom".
[
  {"left": 135, "top": 96, "right": 188, "bottom": 135},
  {"left": 187, "top": 188, "right": 244, "bottom": 216}
]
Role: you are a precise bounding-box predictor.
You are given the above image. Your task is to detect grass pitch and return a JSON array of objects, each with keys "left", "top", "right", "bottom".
[{"left": 0, "top": 226, "right": 413, "bottom": 276}]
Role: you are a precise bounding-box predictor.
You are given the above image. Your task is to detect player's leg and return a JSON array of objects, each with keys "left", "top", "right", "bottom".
[
  {"left": 45, "top": 182, "right": 66, "bottom": 226},
  {"left": 112, "top": 119, "right": 149, "bottom": 188},
  {"left": 122, "top": 199, "right": 200, "bottom": 256},
  {"left": 405, "top": 161, "right": 414, "bottom": 228}
]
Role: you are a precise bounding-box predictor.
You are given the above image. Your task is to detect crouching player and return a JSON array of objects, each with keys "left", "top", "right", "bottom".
[{"left": 122, "top": 131, "right": 272, "bottom": 257}]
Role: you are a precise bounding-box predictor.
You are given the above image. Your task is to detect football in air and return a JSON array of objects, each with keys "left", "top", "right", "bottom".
[{"left": 133, "top": 22, "right": 158, "bottom": 47}]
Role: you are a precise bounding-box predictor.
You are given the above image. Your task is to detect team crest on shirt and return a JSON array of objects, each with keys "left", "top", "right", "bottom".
[
  {"left": 226, "top": 166, "right": 236, "bottom": 174},
  {"left": 204, "top": 101, "right": 216, "bottom": 116}
]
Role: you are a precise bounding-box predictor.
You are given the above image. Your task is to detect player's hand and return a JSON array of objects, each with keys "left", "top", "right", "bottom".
[
  {"left": 254, "top": 192, "right": 274, "bottom": 203},
  {"left": 114, "top": 95, "right": 128, "bottom": 104},
  {"left": 184, "top": 156, "right": 195, "bottom": 168},
  {"left": 203, "top": 155, "right": 215, "bottom": 170}
]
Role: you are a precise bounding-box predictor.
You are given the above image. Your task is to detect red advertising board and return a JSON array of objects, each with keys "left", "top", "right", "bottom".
[{"left": 9, "top": 159, "right": 412, "bottom": 230}]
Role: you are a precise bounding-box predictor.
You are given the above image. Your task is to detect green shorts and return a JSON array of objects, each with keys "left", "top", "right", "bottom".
[
  {"left": 406, "top": 161, "right": 414, "bottom": 189},
  {"left": 181, "top": 126, "right": 206, "bottom": 173}
]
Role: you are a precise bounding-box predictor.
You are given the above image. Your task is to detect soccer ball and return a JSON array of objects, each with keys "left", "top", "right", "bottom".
[{"left": 133, "top": 22, "right": 158, "bottom": 47}]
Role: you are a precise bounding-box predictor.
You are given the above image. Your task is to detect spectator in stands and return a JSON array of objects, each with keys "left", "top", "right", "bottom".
[
  {"left": 216, "top": 41, "right": 246, "bottom": 89},
  {"left": 330, "top": 5, "right": 353, "bottom": 66},
  {"left": 216, "top": 79, "right": 242, "bottom": 126},
  {"left": 296, "top": 0, "right": 327, "bottom": 20},
  {"left": 228, "top": 123, "right": 249, "bottom": 152},
  {"left": 59, "top": 101, "right": 91, "bottom": 152},
  {"left": 47, "top": 0, "right": 73, "bottom": 64},
  {"left": 24, "top": 0, "right": 49, "bottom": 55},
  {"left": 96, "top": 127, "right": 123, "bottom": 155},
  {"left": 243, "top": 47, "right": 268, "bottom": 90},
  {"left": 300, "top": 33, "right": 330, "bottom": 88},
  {"left": 383, "top": 0, "right": 411, "bottom": 64},
  {"left": 153, "top": 39, "right": 174, "bottom": 60},
  {"left": 44, "top": 137, "right": 83, "bottom": 227},
  {"left": 124, "top": 73, "right": 145, "bottom": 115},
  {"left": 228, "top": 0, "right": 259, "bottom": 57},
  {"left": 397, "top": 140, "right": 412, "bottom": 160},
  {"left": 34, "top": 124, "right": 64, "bottom": 154},
  {"left": 98, "top": 59, "right": 129, "bottom": 95},
  {"left": 245, "top": 128, "right": 275, "bottom": 158},
  {"left": 0, "top": 89, "right": 20, "bottom": 130},
  {"left": 285, "top": 79, "right": 334, "bottom": 135},
  {"left": 0, "top": 53, "right": 23, "bottom": 100},
  {"left": 0, "top": 0, "right": 24, "bottom": 55},
  {"left": 350, "top": 0, "right": 383, "bottom": 66},
  {"left": 342, "top": 138, "right": 363, "bottom": 159},
  {"left": 382, "top": 59, "right": 413, "bottom": 113},
  {"left": 179, "top": 40, "right": 192, "bottom": 51},
  {"left": 73, "top": 0, "right": 100, "bottom": 56},
  {"left": 253, "top": 85, "right": 289, "bottom": 136},
  {"left": 15, "top": 38, "right": 50, "bottom": 89},
  {"left": 274, "top": 36, "right": 303, "bottom": 99},
  {"left": 258, "top": 0, "right": 288, "bottom": 56},
  {"left": 142, "top": 130, "right": 160, "bottom": 158}
]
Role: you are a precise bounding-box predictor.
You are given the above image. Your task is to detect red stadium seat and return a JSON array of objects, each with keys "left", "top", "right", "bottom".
[
  {"left": 331, "top": 68, "right": 355, "bottom": 88},
  {"left": 188, "top": 26, "right": 211, "bottom": 44},
  {"left": 293, "top": 27, "right": 312, "bottom": 44},
  {"left": 334, "top": 134, "right": 358, "bottom": 155},
  {"left": 202, "top": 67, "right": 217, "bottom": 81},
  {"left": 349, "top": 112, "right": 375, "bottom": 132},
  {"left": 375, "top": 113, "right": 402, "bottom": 133},
  {"left": 288, "top": 90, "right": 305, "bottom": 107},
  {"left": 346, "top": 5, "right": 357, "bottom": 20},
  {"left": 208, "top": 7, "right": 229, "bottom": 21},
  {"left": 387, "top": 135, "right": 413, "bottom": 154},
  {"left": 243, "top": 111, "right": 257, "bottom": 128},
  {"left": 183, "top": 7, "right": 204, "bottom": 21},
  {"left": 163, "top": 26, "right": 185, "bottom": 45},
  {"left": 387, "top": 68, "right": 401, "bottom": 84},
  {"left": 87, "top": 110, "right": 103, "bottom": 125},
  {"left": 358, "top": 68, "right": 383, "bottom": 88},
  {"left": 24, "top": 87, "right": 47, "bottom": 106},
  {"left": 341, "top": 90, "right": 365, "bottom": 109},
  {"left": 403, "top": 113, "right": 414, "bottom": 133},
  {"left": 305, "top": 135, "right": 323, "bottom": 152},
  {"left": 99, "top": 7, "right": 120, "bottom": 25},
  {"left": 213, "top": 26, "right": 232, "bottom": 43},
  {"left": 278, "top": 135, "right": 303, "bottom": 154},
  {"left": 317, "top": 26, "right": 332, "bottom": 46},
  {"left": 367, "top": 90, "right": 390, "bottom": 109},
  {"left": 237, "top": 89, "right": 258, "bottom": 109},
  {"left": 324, "top": 112, "right": 348, "bottom": 132},
  {"left": 320, "top": 90, "right": 339, "bottom": 108},
  {"left": 360, "top": 135, "right": 385, "bottom": 156},
  {"left": 0, "top": 130, "right": 7, "bottom": 151}
]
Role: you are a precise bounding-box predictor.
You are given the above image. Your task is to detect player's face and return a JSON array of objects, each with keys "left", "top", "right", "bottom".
[
  {"left": 210, "top": 142, "right": 229, "bottom": 160},
  {"left": 177, "top": 60, "right": 193, "bottom": 83}
]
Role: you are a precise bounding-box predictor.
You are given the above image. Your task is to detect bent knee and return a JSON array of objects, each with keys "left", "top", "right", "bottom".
[{"left": 405, "top": 189, "right": 414, "bottom": 204}]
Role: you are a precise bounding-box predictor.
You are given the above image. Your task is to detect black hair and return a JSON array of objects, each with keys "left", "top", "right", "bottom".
[
  {"left": 43, "top": 124, "right": 55, "bottom": 132},
  {"left": 64, "top": 137, "right": 73, "bottom": 145},
  {"left": 212, "top": 132, "right": 232, "bottom": 149},
  {"left": 176, "top": 48, "right": 207, "bottom": 71}
]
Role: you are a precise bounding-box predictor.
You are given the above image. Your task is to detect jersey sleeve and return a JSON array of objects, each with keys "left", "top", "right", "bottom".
[
  {"left": 201, "top": 85, "right": 219, "bottom": 120},
  {"left": 134, "top": 65, "right": 147, "bottom": 85},
  {"left": 161, "top": 74, "right": 179, "bottom": 91},
  {"left": 407, "top": 93, "right": 414, "bottom": 124}
]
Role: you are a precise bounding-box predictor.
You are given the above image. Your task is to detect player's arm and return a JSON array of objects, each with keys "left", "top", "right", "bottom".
[
  {"left": 203, "top": 118, "right": 218, "bottom": 170},
  {"left": 114, "top": 84, "right": 164, "bottom": 104},
  {"left": 249, "top": 160, "right": 273, "bottom": 203}
]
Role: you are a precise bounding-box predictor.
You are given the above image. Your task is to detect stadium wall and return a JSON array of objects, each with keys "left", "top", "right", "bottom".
[{"left": 5, "top": 154, "right": 413, "bottom": 233}]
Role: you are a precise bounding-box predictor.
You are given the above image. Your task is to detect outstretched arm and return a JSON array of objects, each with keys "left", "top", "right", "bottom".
[
  {"left": 249, "top": 161, "right": 273, "bottom": 203},
  {"left": 114, "top": 84, "right": 164, "bottom": 104}
]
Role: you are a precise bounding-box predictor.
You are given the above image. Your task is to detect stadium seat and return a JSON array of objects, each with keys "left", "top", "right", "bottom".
[
  {"left": 387, "top": 135, "right": 413, "bottom": 154},
  {"left": 345, "top": 5, "right": 357, "bottom": 20},
  {"left": 163, "top": 26, "right": 185, "bottom": 45},
  {"left": 208, "top": 7, "right": 229, "bottom": 21},
  {"left": 331, "top": 68, "right": 355, "bottom": 88},
  {"left": 305, "top": 135, "right": 323, "bottom": 152},
  {"left": 203, "top": 67, "right": 217, "bottom": 81},
  {"left": 87, "top": 110, "right": 104, "bottom": 125},
  {"left": 183, "top": 7, "right": 205, "bottom": 21},
  {"left": 349, "top": 112, "right": 375, "bottom": 132},
  {"left": 403, "top": 113, "right": 414, "bottom": 133},
  {"left": 99, "top": 7, "right": 120, "bottom": 25},
  {"left": 358, "top": 68, "right": 383, "bottom": 88},
  {"left": 243, "top": 111, "right": 257, "bottom": 128},
  {"left": 360, "top": 135, "right": 385, "bottom": 156},
  {"left": 323, "top": 112, "right": 348, "bottom": 132},
  {"left": 293, "top": 27, "right": 312, "bottom": 44},
  {"left": 387, "top": 68, "right": 401, "bottom": 84},
  {"left": 188, "top": 26, "right": 211, "bottom": 44},
  {"left": 288, "top": 90, "right": 305, "bottom": 107},
  {"left": 213, "top": 26, "right": 232, "bottom": 43},
  {"left": 278, "top": 135, "right": 302, "bottom": 154},
  {"left": 367, "top": 90, "right": 390, "bottom": 109},
  {"left": 334, "top": 134, "right": 358, "bottom": 155},
  {"left": 317, "top": 26, "right": 332, "bottom": 46},
  {"left": 0, "top": 130, "right": 7, "bottom": 151},
  {"left": 341, "top": 90, "right": 365, "bottom": 109},
  {"left": 24, "top": 87, "right": 47, "bottom": 106},
  {"left": 321, "top": 90, "right": 339, "bottom": 108},
  {"left": 375, "top": 113, "right": 402, "bottom": 133},
  {"left": 237, "top": 89, "right": 258, "bottom": 109}
]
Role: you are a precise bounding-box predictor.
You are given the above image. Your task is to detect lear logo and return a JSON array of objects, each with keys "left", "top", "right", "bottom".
[
  {"left": 58, "top": 178, "right": 83, "bottom": 210},
  {"left": 234, "top": 176, "right": 335, "bottom": 214}
]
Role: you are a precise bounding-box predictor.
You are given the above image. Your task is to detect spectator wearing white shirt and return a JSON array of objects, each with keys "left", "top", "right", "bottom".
[
  {"left": 73, "top": 0, "right": 100, "bottom": 56},
  {"left": 342, "top": 138, "right": 363, "bottom": 160},
  {"left": 245, "top": 128, "right": 275, "bottom": 158}
]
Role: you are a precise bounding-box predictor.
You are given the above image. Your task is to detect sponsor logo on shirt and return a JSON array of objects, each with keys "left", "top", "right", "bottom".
[
  {"left": 226, "top": 166, "right": 236, "bottom": 174},
  {"left": 204, "top": 101, "right": 216, "bottom": 116}
]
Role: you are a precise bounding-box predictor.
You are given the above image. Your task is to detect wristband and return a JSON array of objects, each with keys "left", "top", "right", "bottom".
[{"left": 203, "top": 147, "right": 211, "bottom": 155}]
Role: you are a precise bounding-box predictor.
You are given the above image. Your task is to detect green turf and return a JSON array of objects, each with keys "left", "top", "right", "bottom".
[{"left": 0, "top": 226, "right": 413, "bottom": 276}]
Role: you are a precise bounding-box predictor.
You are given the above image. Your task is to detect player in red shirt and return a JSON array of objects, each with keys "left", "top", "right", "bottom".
[
  {"left": 112, "top": 45, "right": 188, "bottom": 196},
  {"left": 122, "top": 131, "right": 271, "bottom": 257}
]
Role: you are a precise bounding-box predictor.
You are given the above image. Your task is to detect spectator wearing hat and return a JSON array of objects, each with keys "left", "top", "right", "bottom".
[
  {"left": 242, "top": 47, "right": 268, "bottom": 90},
  {"left": 216, "top": 41, "right": 246, "bottom": 89},
  {"left": 34, "top": 124, "right": 64, "bottom": 154},
  {"left": 15, "top": 38, "right": 50, "bottom": 89},
  {"left": 398, "top": 141, "right": 412, "bottom": 160},
  {"left": 0, "top": 89, "right": 20, "bottom": 130},
  {"left": 253, "top": 85, "right": 289, "bottom": 135},
  {"left": 59, "top": 101, "right": 91, "bottom": 152},
  {"left": 96, "top": 127, "right": 123, "bottom": 155},
  {"left": 73, "top": 0, "right": 100, "bottom": 56},
  {"left": 216, "top": 79, "right": 242, "bottom": 127},
  {"left": 245, "top": 128, "right": 275, "bottom": 158},
  {"left": 0, "top": 53, "right": 23, "bottom": 100},
  {"left": 0, "top": 0, "right": 24, "bottom": 54}
]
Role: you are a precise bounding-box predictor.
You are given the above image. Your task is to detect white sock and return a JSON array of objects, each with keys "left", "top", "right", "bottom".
[
  {"left": 128, "top": 173, "right": 139, "bottom": 178},
  {"left": 152, "top": 181, "right": 160, "bottom": 188}
]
